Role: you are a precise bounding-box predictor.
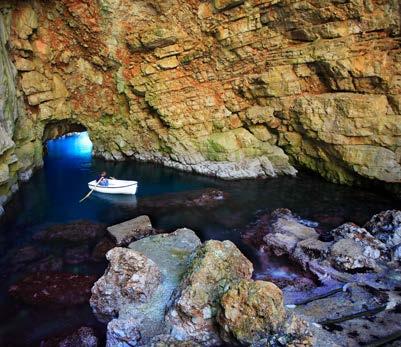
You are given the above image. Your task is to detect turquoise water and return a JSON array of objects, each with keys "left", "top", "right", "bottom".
[{"left": 0, "top": 132, "right": 400, "bottom": 346}]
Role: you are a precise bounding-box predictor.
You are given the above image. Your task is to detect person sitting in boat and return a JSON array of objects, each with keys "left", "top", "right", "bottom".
[{"left": 96, "top": 171, "right": 109, "bottom": 186}]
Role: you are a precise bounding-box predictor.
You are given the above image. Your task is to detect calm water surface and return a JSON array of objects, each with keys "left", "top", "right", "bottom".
[{"left": 0, "top": 132, "right": 400, "bottom": 346}]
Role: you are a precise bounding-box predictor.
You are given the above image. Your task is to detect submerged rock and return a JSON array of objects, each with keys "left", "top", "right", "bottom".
[
  {"left": 167, "top": 240, "right": 253, "bottom": 346},
  {"left": 34, "top": 221, "right": 106, "bottom": 243},
  {"left": 137, "top": 189, "right": 228, "bottom": 212},
  {"left": 8, "top": 245, "right": 44, "bottom": 264},
  {"left": 9, "top": 272, "right": 96, "bottom": 306},
  {"left": 218, "top": 279, "right": 286, "bottom": 344},
  {"left": 41, "top": 326, "right": 98, "bottom": 347},
  {"left": 107, "top": 215, "right": 154, "bottom": 246},
  {"left": 64, "top": 244, "right": 91, "bottom": 265},
  {"left": 90, "top": 247, "right": 161, "bottom": 323},
  {"left": 26, "top": 255, "right": 63, "bottom": 273}
]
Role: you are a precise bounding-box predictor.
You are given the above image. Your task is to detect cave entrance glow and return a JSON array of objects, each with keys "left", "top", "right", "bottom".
[
  {"left": 45, "top": 131, "right": 93, "bottom": 159},
  {"left": 43, "top": 121, "right": 93, "bottom": 159}
]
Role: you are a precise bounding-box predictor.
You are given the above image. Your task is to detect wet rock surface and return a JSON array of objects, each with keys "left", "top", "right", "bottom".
[
  {"left": 243, "top": 208, "right": 401, "bottom": 347},
  {"left": 9, "top": 272, "right": 97, "bottom": 307}
]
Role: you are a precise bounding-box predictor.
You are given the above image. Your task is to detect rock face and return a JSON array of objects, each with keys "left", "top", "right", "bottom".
[{"left": 1, "top": 0, "right": 401, "bottom": 210}]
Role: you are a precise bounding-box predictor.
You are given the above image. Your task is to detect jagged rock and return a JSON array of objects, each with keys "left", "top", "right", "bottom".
[
  {"left": 9, "top": 272, "right": 96, "bottom": 306},
  {"left": 90, "top": 247, "right": 161, "bottom": 323},
  {"left": 364, "top": 210, "right": 401, "bottom": 261},
  {"left": 263, "top": 210, "right": 318, "bottom": 256},
  {"left": 92, "top": 228, "right": 201, "bottom": 346},
  {"left": 107, "top": 215, "right": 154, "bottom": 246},
  {"left": 167, "top": 240, "right": 253, "bottom": 346},
  {"left": 34, "top": 221, "right": 106, "bottom": 242},
  {"left": 329, "top": 223, "right": 387, "bottom": 272},
  {"left": 106, "top": 318, "right": 141, "bottom": 347},
  {"left": 217, "top": 280, "right": 286, "bottom": 344},
  {"left": 250, "top": 315, "right": 314, "bottom": 347}
]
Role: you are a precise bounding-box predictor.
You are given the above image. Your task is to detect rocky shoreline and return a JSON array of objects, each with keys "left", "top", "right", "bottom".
[
  {"left": 82, "top": 209, "right": 400, "bottom": 346},
  {"left": 2, "top": 186, "right": 401, "bottom": 346}
]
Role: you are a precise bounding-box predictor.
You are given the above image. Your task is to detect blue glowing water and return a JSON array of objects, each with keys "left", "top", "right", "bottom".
[{"left": 0, "top": 132, "right": 400, "bottom": 346}]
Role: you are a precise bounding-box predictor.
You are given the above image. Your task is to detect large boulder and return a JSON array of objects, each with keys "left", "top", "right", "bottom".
[
  {"left": 107, "top": 215, "right": 154, "bottom": 246},
  {"left": 167, "top": 240, "right": 253, "bottom": 346},
  {"left": 90, "top": 247, "right": 161, "bottom": 323},
  {"left": 217, "top": 280, "right": 286, "bottom": 344},
  {"left": 91, "top": 229, "right": 201, "bottom": 347}
]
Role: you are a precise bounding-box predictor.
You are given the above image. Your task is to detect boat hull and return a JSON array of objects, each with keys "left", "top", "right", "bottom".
[{"left": 88, "top": 179, "right": 137, "bottom": 195}]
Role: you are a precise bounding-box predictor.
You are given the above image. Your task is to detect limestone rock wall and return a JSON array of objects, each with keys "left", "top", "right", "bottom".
[{"left": 1, "top": 0, "right": 401, "bottom": 211}]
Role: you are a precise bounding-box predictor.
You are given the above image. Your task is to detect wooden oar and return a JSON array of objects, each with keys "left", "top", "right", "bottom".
[{"left": 79, "top": 178, "right": 103, "bottom": 203}]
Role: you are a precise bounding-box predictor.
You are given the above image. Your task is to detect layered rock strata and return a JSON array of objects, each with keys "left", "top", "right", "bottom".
[{"left": 1, "top": 0, "right": 401, "bottom": 212}]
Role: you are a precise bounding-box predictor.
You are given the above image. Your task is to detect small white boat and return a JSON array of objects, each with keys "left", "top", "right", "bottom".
[{"left": 88, "top": 179, "right": 138, "bottom": 195}]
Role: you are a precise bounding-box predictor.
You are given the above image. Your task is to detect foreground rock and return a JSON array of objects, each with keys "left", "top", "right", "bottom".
[
  {"left": 91, "top": 221, "right": 312, "bottom": 346},
  {"left": 9, "top": 272, "right": 96, "bottom": 306},
  {"left": 167, "top": 240, "right": 253, "bottom": 346},
  {"left": 244, "top": 208, "right": 401, "bottom": 346},
  {"left": 107, "top": 215, "right": 154, "bottom": 246},
  {"left": 90, "top": 247, "right": 161, "bottom": 322},
  {"left": 91, "top": 228, "right": 201, "bottom": 346},
  {"left": 34, "top": 221, "right": 106, "bottom": 243},
  {"left": 218, "top": 280, "right": 285, "bottom": 344}
]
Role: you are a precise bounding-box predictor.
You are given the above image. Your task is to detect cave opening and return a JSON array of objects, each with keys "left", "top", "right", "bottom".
[{"left": 43, "top": 120, "right": 93, "bottom": 159}]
